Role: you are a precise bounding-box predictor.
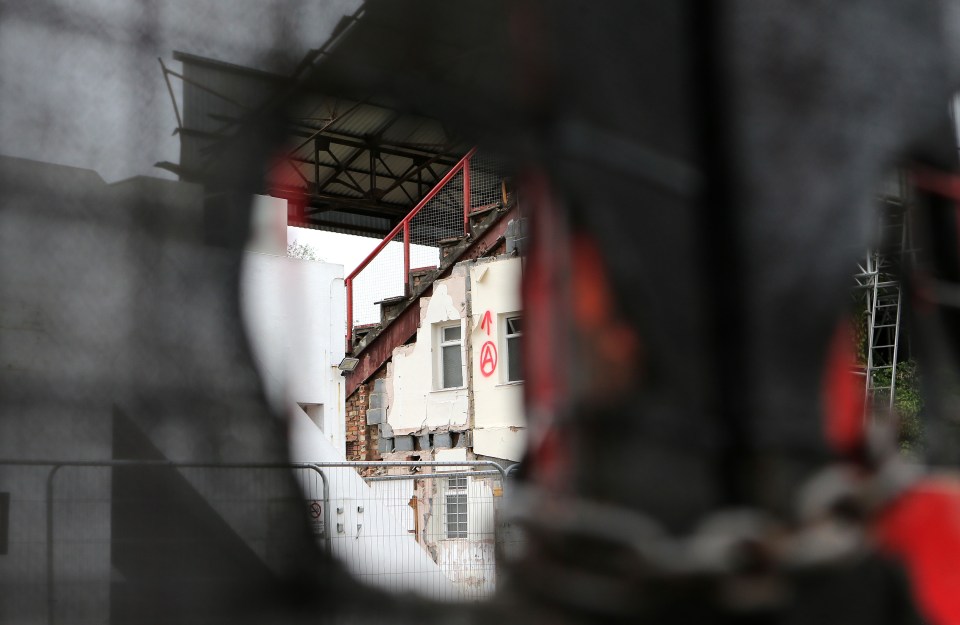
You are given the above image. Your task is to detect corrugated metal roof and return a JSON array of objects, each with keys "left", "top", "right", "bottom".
[{"left": 172, "top": 50, "right": 470, "bottom": 239}]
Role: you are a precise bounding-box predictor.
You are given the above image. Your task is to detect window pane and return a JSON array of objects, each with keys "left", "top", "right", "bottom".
[
  {"left": 446, "top": 493, "right": 468, "bottom": 538},
  {"left": 507, "top": 335, "right": 522, "bottom": 381},
  {"left": 443, "top": 325, "right": 461, "bottom": 342},
  {"left": 506, "top": 317, "right": 521, "bottom": 335},
  {"left": 442, "top": 344, "right": 463, "bottom": 387}
]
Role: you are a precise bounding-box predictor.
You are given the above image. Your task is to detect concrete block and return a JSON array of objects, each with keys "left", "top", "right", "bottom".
[
  {"left": 379, "top": 423, "right": 394, "bottom": 438},
  {"left": 393, "top": 435, "right": 415, "bottom": 452},
  {"left": 366, "top": 408, "right": 385, "bottom": 425},
  {"left": 372, "top": 378, "right": 386, "bottom": 393},
  {"left": 433, "top": 432, "right": 453, "bottom": 448},
  {"left": 369, "top": 393, "right": 385, "bottom": 409},
  {"left": 506, "top": 218, "right": 528, "bottom": 255},
  {"left": 417, "top": 434, "right": 432, "bottom": 450},
  {"left": 378, "top": 437, "right": 394, "bottom": 453}
]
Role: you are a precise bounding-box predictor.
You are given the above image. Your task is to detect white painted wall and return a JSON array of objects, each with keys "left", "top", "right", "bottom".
[
  {"left": 387, "top": 270, "right": 471, "bottom": 434},
  {"left": 241, "top": 195, "right": 347, "bottom": 455},
  {"left": 288, "top": 409, "right": 462, "bottom": 600},
  {"left": 241, "top": 195, "right": 467, "bottom": 599}
]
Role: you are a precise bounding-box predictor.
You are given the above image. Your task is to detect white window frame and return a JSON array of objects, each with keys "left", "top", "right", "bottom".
[
  {"left": 445, "top": 475, "right": 468, "bottom": 539},
  {"left": 437, "top": 323, "right": 465, "bottom": 389},
  {"left": 503, "top": 314, "right": 523, "bottom": 383}
]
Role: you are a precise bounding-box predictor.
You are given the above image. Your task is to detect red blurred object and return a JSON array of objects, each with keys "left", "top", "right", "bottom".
[
  {"left": 822, "top": 322, "right": 865, "bottom": 456},
  {"left": 876, "top": 479, "right": 960, "bottom": 625}
]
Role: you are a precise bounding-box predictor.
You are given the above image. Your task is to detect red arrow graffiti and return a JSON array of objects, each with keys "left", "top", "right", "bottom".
[{"left": 480, "top": 310, "right": 493, "bottom": 336}]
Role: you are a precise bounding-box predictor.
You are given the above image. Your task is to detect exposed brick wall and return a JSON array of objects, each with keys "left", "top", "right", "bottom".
[
  {"left": 345, "top": 382, "right": 369, "bottom": 460},
  {"left": 344, "top": 367, "right": 387, "bottom": 461}
]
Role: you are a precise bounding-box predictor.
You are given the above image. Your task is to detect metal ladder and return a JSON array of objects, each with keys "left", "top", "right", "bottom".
[{"left": 862, "top": 190, "right": 909, "bottom": 415}]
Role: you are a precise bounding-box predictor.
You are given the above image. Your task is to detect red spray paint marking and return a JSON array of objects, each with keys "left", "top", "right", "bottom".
[
  {"left": 480, "top": 310, "right": 493, "bottom": 336},
  {"left": 480, "top": 341, "right": 498, "bottom": 377}
]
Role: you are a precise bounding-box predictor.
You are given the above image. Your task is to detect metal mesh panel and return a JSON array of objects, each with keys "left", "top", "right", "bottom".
[
  {"left": 409, "top": 169, "right": 465, "bottom": 249},
  {"left": 406, "top": 168, "right": 465, "bottom": 279},
  {"left": 350, "top": 231, "right": 406, "bottom": 328},
  {"left": 313, "top": 463, "right": 505, "bottom": 602},
  {"left": 468, "top": 153, "right": 510, "bottom": 212}
]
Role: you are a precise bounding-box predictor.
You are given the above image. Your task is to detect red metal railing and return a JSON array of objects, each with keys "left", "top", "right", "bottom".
[{"left": 345, "top": 148, "right": 478, "bottom": 350}]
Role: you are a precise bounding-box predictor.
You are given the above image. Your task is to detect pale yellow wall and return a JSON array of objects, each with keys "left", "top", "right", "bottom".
[{"left": 469, "top": 257, "right": 526, "bottom": 461}]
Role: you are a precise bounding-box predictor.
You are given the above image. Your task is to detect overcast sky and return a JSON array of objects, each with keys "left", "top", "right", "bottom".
[{"left": 0, "top": 0, "right": 360, "bottom": 183}]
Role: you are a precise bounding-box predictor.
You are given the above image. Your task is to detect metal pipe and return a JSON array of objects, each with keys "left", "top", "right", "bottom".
[
  {"left": 308, "top": 459, "right": 508, "bottom": 480},
  {"left": 343, "top": 147, "right": 477, "bottom": 344},
  {"left": 45, "top": 465, "right": 63, "bottom": 625},
  {"left": 4, "top": 460, "right": 329, "bottom": 469},
  {"left": 462, "top": 154, "right": 472, "bottom": 236},
  {"left": 403, "top": 221, "right": 411, "bottom": 296},
  {"left": 363, "top": 470, "right": 501, "bottom": 482},
  {"left": 157, "top": 58, "right": 183, "bottom": 131},
  {"left": 344, "top": 148, "right": 477, "bottom": 283},
  {"left": 345, "top": 277, "right": 353, "bottom": 352},
  {"left": 306, "top": 465, "right": 332, "bottom": 555}
]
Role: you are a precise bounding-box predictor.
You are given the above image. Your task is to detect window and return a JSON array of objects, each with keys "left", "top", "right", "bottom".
[
  {"left": 505, "top": 316, "right": 522, "bottom": 382},
  {"left": 439, "top": 324, "right": 463, "bottom": 388},
  {"left": 445, "top": 476, "right": 468, "bottom": 538}
]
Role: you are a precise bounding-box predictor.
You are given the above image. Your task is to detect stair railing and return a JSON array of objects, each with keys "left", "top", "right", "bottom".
[{"left": 345, "top": 147, "right": 477, "bottom": 350}]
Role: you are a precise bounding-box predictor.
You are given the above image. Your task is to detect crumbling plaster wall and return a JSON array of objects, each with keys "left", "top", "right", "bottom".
[
  {"left": 387, "top": 269, "right": 470, "bottom": 435},
  {"left": 378, "top": 256, "right": 526, "bottom": 461}
]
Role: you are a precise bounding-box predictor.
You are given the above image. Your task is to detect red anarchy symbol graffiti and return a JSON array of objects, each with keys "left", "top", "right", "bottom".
[{"left": 480, "top": 341, "right": 498, "bottom": 377}]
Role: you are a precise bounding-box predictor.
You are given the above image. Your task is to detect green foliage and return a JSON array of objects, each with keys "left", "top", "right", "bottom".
[
  {"left": 852, "top": 293, "right": 923, "bottom": 451},
  {"left": 872, "top": 360, "right": 923, "bottom": 451},
  {"left": 287, "top": 240, "right": 321, "bottom": 261}
]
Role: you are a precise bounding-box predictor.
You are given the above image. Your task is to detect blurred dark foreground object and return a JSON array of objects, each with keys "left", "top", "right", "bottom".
[{"left": 6, "top": 0, "right": 960, "bottom": 623}]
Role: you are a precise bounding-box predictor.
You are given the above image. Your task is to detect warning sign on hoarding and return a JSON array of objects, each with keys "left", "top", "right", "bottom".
[{"left": 307, "top": 500, "right": 324, "bottom": 536}]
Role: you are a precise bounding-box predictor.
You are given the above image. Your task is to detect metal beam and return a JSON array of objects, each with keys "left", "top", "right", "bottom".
[
  {"left": 318, "top": 131, "right": 462, "bottom": 165},
  {"left": 312, "top": 113, "right": 406, "bottom": 195},
  {"left": 377, "top": 152, "right": 448, "bottom": 199},
  {"left": 202, "top": 110, "right": 458, "bottom": 166},
  {"left": 289, "top": 216, "right": 393, "bottom": 238},
  {"left": 377, "top": 153, "right": 416, "bottom": 204},
  {"left": 270, "top": 186, "right": 409, "bottom": 217},
  {"left": 289, "top": 155, "right": 417, "bottom": 184},
  {"left": 282, "top": 123, "right": 461, "bottom": 165}
]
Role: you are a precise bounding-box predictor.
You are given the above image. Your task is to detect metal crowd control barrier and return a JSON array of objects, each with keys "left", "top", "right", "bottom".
[
  {"left": 308, "top": 460, "right": 508, "bottom": 601},
  {"left": 0, "top": 460, "right": 328, "bottom": 625},
  {"left": 0, "top": 459, "right": 521, "bottom": 624}
]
